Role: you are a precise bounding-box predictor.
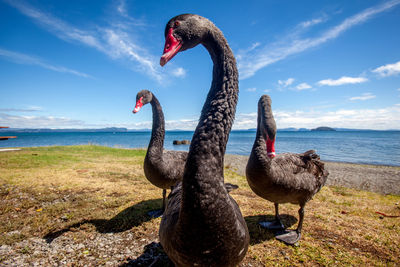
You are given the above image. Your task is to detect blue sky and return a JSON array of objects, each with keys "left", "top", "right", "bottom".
[{"left": 1, "top": 0, "right": 400, "bottom": 130}]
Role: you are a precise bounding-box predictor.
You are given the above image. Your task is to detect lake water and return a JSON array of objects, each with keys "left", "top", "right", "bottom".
[{"left": 1, "top": 130, "right": 400, "bottom": 166}]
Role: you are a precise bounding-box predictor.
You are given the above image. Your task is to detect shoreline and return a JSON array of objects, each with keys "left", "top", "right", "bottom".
[
  {"left": 224, "top": 154, "right": 400, "bottom": 196},
  {"left": 1, "top": 146, "right": 399, "bottom": 195},
  {"left": 2, "top": 145, "right": 400, "bottom": 168}
]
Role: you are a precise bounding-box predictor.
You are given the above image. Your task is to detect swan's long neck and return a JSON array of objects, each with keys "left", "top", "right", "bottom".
[
  {"left": 147, "top": 96, "right": 165, "bottom": 158},
  {"left": 248, "top": 100, "right": 274, "bottom": 176},
  {"left": 250, "top": 105, "right": 270, "bottom": 163},
  {"left": 181, "top": 23, "right": 238, "bottom": 218}
]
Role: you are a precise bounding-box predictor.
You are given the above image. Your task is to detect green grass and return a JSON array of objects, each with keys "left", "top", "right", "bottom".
[{"left": 0, "top": 145, "right": 399, "bottom": 266}]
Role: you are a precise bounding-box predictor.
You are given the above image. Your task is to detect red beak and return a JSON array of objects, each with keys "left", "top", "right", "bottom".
[
  {"left": 160, "top": 28, "right": 182, "bottom": 66},
  {"left": 266, "top": 138, "right": 276, "bottom": 158},
  {"left": 133, "top": 97, "right": 144, "bottom": 113}
]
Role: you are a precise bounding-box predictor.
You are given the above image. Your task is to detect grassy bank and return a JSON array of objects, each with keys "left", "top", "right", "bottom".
[{"left": 1, "top": 145, "right": 399, "bottom": 266}]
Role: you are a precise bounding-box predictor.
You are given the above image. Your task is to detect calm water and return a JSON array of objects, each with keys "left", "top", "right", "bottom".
[{"left": 1, "top": 130, "right": 400, "bottom": 166}]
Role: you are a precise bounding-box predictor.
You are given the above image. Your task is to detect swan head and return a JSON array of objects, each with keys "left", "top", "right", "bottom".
[
  {"left": 133, "top": 90, "right": 153, "bottom": 113},
  {"left": 259, "top": 95, "right": 276, "bottom": 158},
  {"left": 160, "top": 14, "right": 211, "bottom": 66}
]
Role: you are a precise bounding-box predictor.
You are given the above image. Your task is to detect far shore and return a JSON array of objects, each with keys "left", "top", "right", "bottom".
[{"left": 224, "top": 154, "right": 400, "bottom": 195}]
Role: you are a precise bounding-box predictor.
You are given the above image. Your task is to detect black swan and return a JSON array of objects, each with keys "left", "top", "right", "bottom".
[
  {"left": 246, "top": 95, "right": 329, "bottom": 245},
  {"left": 133, "top": 89, "right": 187, "bottom": 217},
  {"left": 158, "top": 14, "right": 250, "bottom": 266},
  {"left": 133, "top": 90, "right": 238, "bottom": 218}
]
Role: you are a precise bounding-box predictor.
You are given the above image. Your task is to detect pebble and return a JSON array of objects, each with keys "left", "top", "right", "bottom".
[{"left": 0, "top": 232, "right": 161, "bottom": 266}]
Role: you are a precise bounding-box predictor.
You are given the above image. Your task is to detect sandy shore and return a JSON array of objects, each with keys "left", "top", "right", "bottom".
[{"left": 224, "top": 154, "right": 400, "bottom": 195}]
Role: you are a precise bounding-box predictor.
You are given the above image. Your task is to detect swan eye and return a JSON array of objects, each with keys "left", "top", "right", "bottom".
[{"left": 174, "top": 21, "right": 180, "bottom": 27}]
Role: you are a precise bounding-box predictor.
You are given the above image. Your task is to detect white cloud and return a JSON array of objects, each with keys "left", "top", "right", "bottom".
[
  {"left": 372, "top": 60, "right": 400, "bottom": 77},
  {"left": 317, "top": 76, "right": 368, "bottom": 86},
  {"left": 246, "top": 87, "right": 257, "bottom": 92},
  {"left": 0, "top": 111, "right": 200, "bottom": 130},
  {"left": 349, "top": 93, "right": 376, "bottom": 101},
  {"left": 115, "top": 118, "right": 199, "bottom": 131},
  {"left": 171, "top": 67, "right": 186, "bottom": 78},
  {"left": 238, "top": 0, "right": 400, "bottom": 79},
  {"left": 0, "top": 113, "right": 87, "bottom": 129},
  {"left": 103, "top": 29, "right": 163, "bottom": 81},
  {"left": 236, "top": 42, "right": 261, "bottom": 60},
  {"left": 0, "top": 106, "right": 43, "bottom": 112},
  {"left": 232, "top": 105, "right": 400, "bottom": 130},
  {"left": 2, "top": 104, "right": 400, "bottom": 130},
  {"left": 295, "top": 83, "right": 312, "bottom": 91},
  {"left": 0, "top": 48, "right": 92, "bottom": 78},
  {"left": 278, "top": 78, "right": 295, "bottom": 87},
  {"left": 263, "top": 89, "right": 271, "bottom": 93},
  {"left": 117, "top": 0, "right": 127, "bottom": 16},
  {"left": 299, "top": 17, "right": 325, "bottom": 29},
  {"left": 4, "top": 0, "right": 174, "bottom": 82}
]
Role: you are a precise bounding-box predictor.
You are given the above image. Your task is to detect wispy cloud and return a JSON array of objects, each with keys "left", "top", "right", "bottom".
[
  {"left": 114, "top": 0, "right": 145, "bottom": 27},
  {"left": 238, "top": 0, "right": 400, "bottom": 79},
  {"left": 0, "top": 111, "right": 200, "bottom": 130},
  {"left": 4, "top": 0, "right": 104, "bottom": 49},
  {"left": 116, "top": 0, "right": 128, "bottom": 17},
  {"left": 349, "top": 92, "right": 376, "bottom": 101},
  {"left": 317, "top": 76, "right": 368, "bottom": 86},
  {"left": 0, "top": 48, "right": 92, "bottom": 78},
  {"left": 298, "top": 16, "right": 326, "bottom": 29},
  {"left": 0, "top": 106, "right": 43, "bottom": 112},
  {"left": 171, "top": 67, "right": 186, "bottom": 78},
  {"left": 295, "top": 83, "right": 312, "bottom": 91},
  {"left": 232, "top": 105, "right": 400, "bottom": 130},
  {"left": 278, "top": 78, "right": 295, "bottom": 87},
  {"left": 2, "top": 105, "right": 400, "bottom": 130},
  {"left": 246, "top": 87, "right": 257, "bottom": 92},
  {"left": 0, "top": 113, "right": 87, "bottom": 129},
  {"left": 372, "top": 60, "right": 400, "bottom": 77},
  {"left": 4, "top": 0, "right": 180, "bottom": 82}
]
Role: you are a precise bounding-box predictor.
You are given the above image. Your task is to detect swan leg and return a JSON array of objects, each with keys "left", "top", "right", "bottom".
[
  {"left": 296, "top": 205, "right": 304, "bottom": 235},
  {"left": 162, "top": 188, "right": 167, "bottom": 212},
  {"left": 275, "top": 205, "right": 304, "bottom": 245},
  {"left": 147, "top": 189, "right": 166, "bottom": 218},
  {"left": 259, "top": 203, "right": 285, "bottom": 230}
]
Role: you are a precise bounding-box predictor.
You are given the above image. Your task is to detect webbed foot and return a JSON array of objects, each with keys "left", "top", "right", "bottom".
[{"left": 275, "top": 230, "right": 301, "bottom": 245}]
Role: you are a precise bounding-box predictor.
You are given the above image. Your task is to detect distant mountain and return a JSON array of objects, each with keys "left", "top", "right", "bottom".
[
  {"left": 332, "top": 128, "right": 389, "bottom": 131},
  {"left": 127, "top": 129, "right": 151, "bottom": 132},
  {"left": 311, "top": 126, "right": 335, "bottom": 131},
  {"left": 277, "top": 127, "right": 310, "bottom": 132}
]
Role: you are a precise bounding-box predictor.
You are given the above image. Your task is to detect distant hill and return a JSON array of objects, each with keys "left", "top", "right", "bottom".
[
  {"left": 311, "top": 126, "right": 336, "bottom": 131},
  {"left": 277, "top": 127, "right": 311, "bottom": 132}
]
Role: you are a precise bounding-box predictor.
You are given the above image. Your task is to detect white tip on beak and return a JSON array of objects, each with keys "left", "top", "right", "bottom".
[{"left": 133, "top": 106, "right": 141, "bottom": 113}]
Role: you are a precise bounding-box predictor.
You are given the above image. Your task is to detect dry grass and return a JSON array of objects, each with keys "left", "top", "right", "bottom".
[{"left": 0, "top": 145, "right": 399, "bottom": 266}]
